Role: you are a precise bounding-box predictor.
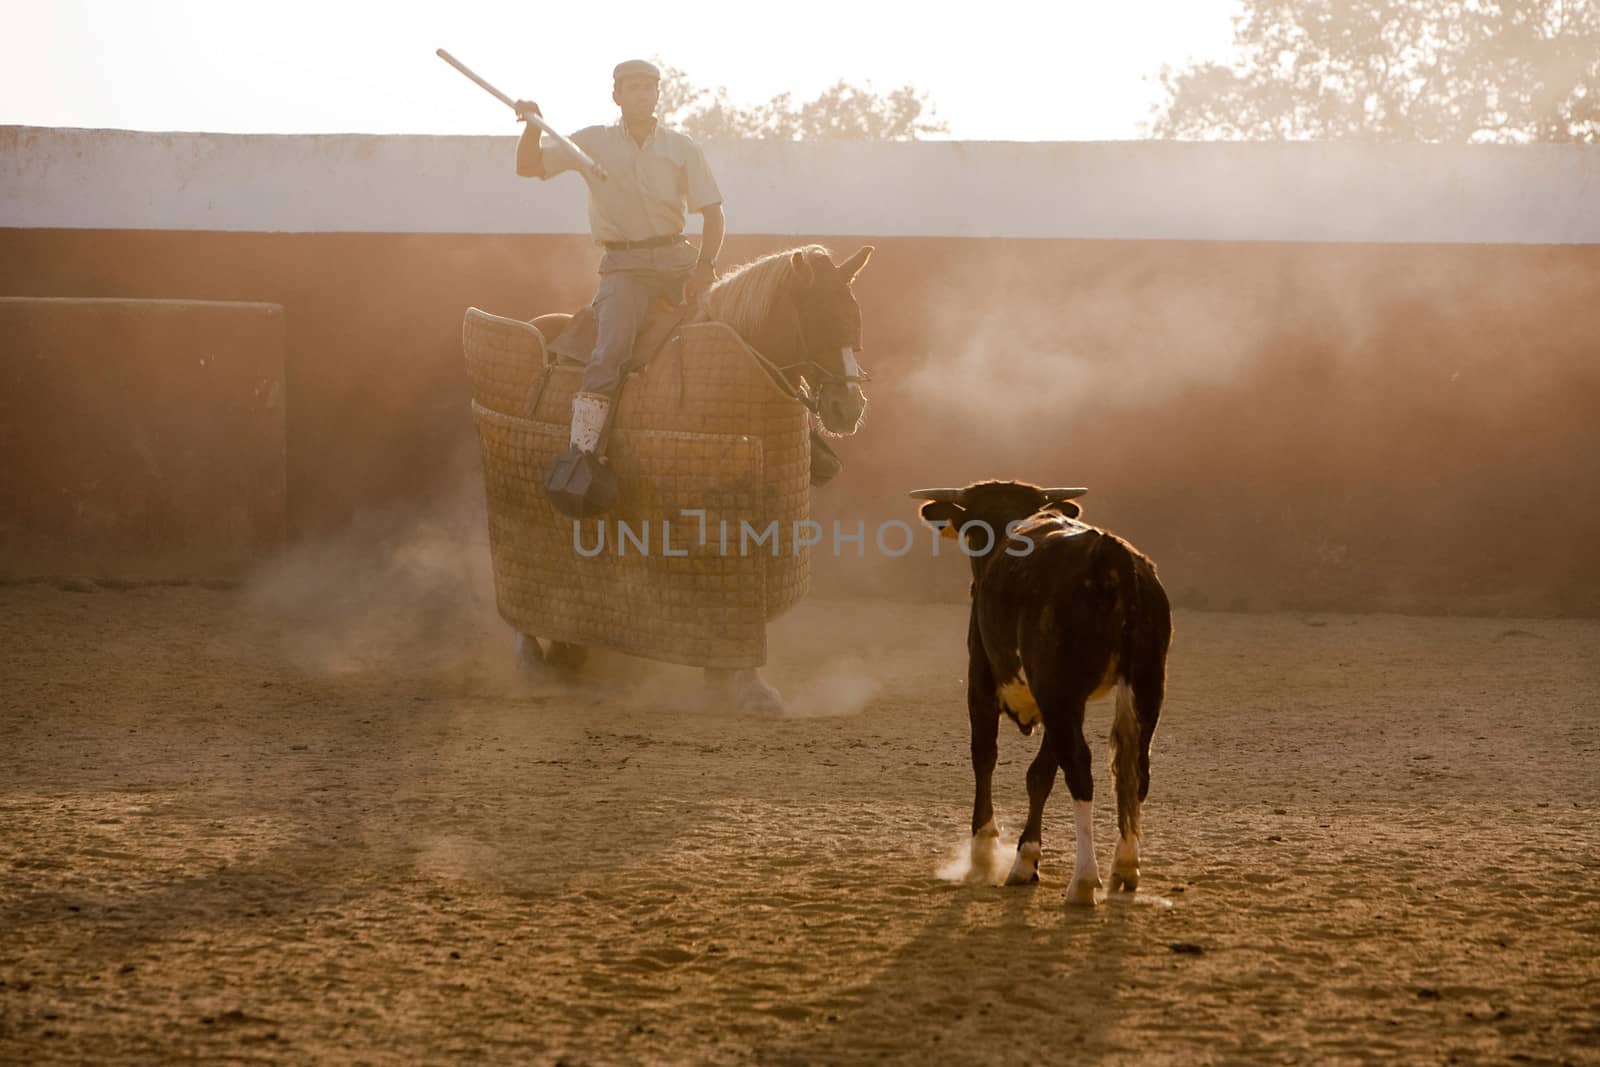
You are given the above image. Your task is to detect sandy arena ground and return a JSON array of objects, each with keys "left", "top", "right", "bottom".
[{"left": 2, "top": 577, "right": 1597, "bottom": 1065}]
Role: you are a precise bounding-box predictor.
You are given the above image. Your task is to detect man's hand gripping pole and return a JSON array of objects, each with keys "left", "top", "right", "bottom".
[{"left": 435, "top": 48, "right": 607, "bottom": 181}]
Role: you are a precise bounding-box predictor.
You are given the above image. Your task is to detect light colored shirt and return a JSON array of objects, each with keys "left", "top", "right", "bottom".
[{"left": 542, "top": 121, "right": 722, "bottom": 246}]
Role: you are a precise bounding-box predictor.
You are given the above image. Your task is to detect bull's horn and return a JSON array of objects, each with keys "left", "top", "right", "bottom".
[
  {"left": 1041, "top": 487, "right": 1089, "bottom": 499},
  {"left": 908, "top": 488, "right": 963, "bottom": 502}
]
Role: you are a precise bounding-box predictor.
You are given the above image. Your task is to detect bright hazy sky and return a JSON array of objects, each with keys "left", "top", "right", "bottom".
[{"left": 1, "top": 0, "right": 1243, "bottom": 141}]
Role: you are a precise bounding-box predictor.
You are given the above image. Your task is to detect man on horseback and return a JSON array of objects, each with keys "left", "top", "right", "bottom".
[{"left": 514, "top": 59, "right": 725, "bottom": 473}]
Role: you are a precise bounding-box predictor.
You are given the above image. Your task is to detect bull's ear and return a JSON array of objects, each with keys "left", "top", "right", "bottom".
[
  {"left": 790, "top": 250, "right": 814, "bottom": 288},
  {"left": 1047, "top": 499, "right": 1083, "bottom": 519},
  {"left": 839, "top": 244, "right": 874, "bottom": 282},
  {"left": 919, "top": 500, "right": 966, "bottom": 540}
]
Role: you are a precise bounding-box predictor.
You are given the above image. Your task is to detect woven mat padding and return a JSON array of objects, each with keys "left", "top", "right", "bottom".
[{"left": 462, "top": 307, "right": 812, "bottom": 668}]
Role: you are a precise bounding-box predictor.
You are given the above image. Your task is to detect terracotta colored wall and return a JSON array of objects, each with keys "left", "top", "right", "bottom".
[
  {"left": 0, "top": 296, "right": 286, "bottom": 574},
  {"left": 2, "top": 230, "right": 1596, "bottom": 614}
]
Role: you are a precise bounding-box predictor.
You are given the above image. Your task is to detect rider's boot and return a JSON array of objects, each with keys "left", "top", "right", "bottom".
[
  {"left": 545, "top": 391, "right": 621, "bottom": 518},
  {"left": 569, "top": 391, "right": 609, "bottom": 453}
]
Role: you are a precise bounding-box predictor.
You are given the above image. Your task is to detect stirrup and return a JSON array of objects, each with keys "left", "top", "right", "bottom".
[{"left": 545, "top": 446, "right": 619, "bottom": 518}]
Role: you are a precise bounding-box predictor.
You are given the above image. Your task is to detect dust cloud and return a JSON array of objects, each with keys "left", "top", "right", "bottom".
[
  {"left": 903, "top": 275, "right": 1261, "bottom": 427},
  {"left": 830, "top": 239, "right": 1600, "bottom": 616},
  {"left": 240, "top": 470, "right": 903, "bottom": 717},
  {"left": 241, "top": 451, "right": 512, "bottom": 689},
  {"left": 936, "top": 829, "right": 1015, "bottom": 886},
  {"left": 779, "top": 654, "right": 882, "bottom": 718}
]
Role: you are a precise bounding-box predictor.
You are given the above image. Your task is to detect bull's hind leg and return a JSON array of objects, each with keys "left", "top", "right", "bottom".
[
  {"left": 1006, "top": 736, "right": 1058, "bottom": 885},
  {"left": 1045, "top": 704, "right": 1102, "bottom": 906}
]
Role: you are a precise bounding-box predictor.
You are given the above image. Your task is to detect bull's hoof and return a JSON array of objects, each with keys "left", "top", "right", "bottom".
[
  {"left": 1066, "top": 876, "right": 1103, "bottom": 907},
  {"left": 968, "top": 824, "right": 1005, "bottom": 883},
  {"left": 1005, "top": 842, "right": 1042, "bottom": 886},
  {"left": 1109, "top": 864, "right": 1140, "bottom": 893},
  {"left": 706, "top": 668, "right": 783, "bottom": 714}
]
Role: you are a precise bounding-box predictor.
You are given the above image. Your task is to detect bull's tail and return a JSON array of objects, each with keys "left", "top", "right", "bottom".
[
  {"left": 1110, "top": 679, "right": 1143, "bottom": 840},
  {"left": 1109, "top": 539, "right": 1172, "bottom": 841}
]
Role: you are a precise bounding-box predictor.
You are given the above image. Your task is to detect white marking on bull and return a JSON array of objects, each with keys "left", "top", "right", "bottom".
[
  {"left": 840, "top": 346, "right": 861, "bottom": 379},
  {"left": 1067, "top": 799, "right": 1102, "bottom": 906},
  {"left": 997, "top": 666, "right": 1041, "bottom": 734}
]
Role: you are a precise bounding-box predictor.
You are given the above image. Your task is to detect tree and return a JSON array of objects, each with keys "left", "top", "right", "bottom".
[
  {"left": 1148, "top": 0, "right": 1599, "bottom": 143},
  {"left": 656, "top": 64, "right": 947, "bottom": 141}
]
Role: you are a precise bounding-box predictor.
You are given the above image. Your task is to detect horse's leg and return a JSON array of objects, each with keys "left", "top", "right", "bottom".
[
  {"left": 1005, "top": 734, "right": 1058, "bottom": 885},
  {"left": 514, "top": 634, "right": 586, "bottom": 677},
  {"left": 1043, "top": 694, "right": 1100, "bottom": 906},
  {"left": 514, "top": 632, "right": 545, "bottom": 673}
]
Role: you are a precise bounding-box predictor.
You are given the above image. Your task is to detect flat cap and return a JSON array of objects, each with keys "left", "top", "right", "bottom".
[{"left": 612, "top": 59, "right": 661, "bottom": 82}]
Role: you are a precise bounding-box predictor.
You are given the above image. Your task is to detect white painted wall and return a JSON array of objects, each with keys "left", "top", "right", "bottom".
[{"left": 2, "top": 126, "right": 1596, "bottom": 244}]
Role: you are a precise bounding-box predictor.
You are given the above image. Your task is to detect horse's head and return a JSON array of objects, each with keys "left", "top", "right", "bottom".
[
  {"left": 784, "top": 245, "right": 874, "bottom": 436},
  {"left": 707, "top": 244, "right": 876, "bottom": 438}
]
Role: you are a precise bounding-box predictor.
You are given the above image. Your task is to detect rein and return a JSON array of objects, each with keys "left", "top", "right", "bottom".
[
  {"left": 779, "top": 357, "right": 871, "bottom": 387},
  {"left": 737, "top": 340, "right": 822, "bottom": 416},
  {"left": 681, "top": 301, "right": 818, "bottom": 415}
]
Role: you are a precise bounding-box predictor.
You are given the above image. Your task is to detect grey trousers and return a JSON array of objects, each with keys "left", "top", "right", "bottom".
[{"left": 581, "top": 268, "right": 689, "bottom": 397}]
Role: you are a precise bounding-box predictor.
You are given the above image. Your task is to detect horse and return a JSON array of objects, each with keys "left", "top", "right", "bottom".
[
  {"left": 532, "top": 243, "right": 874, "bottom": 437},
  {"left": 476, "top": 243, "right": 876, "bottom": 711}
]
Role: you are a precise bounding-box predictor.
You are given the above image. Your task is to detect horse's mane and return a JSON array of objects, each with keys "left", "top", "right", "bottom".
[{"left": 704, "top": 244, "right": 830, "bottom": 340}]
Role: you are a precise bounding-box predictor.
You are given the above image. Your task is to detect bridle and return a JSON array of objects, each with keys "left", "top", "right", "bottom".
[
  {"left": 774, "top": 288, "right": 872, "bottom": 391},
  {"left": 708, "top": 264, "right": 872, "bottom": 419},
  {"left": 778, "top": 357, "right": 872, "bottom": 390}
]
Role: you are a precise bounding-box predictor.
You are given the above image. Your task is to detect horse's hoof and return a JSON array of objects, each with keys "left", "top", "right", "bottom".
[
  {"left": 707, "top": 668, "right": 783, "bottom": 714},
  {"left": 1109, "top": 865, "right": 1140, "bottom": 893},
  {"left": 737, "top": 677, "right": 783, "bottom": 714},
  {"left": 1066, "top": 876, "right": 1102, "bottom": 907},
  {"left": 514, "top": 633, "right": 549, "bottom": 680},
  {"left": 1005, "top": 843, "right": 1042, "bottom": 887},
  {"left": 546, "top": 641, "right": 588, "bottom": 672}
]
